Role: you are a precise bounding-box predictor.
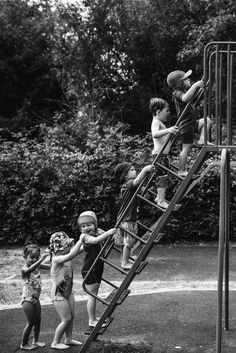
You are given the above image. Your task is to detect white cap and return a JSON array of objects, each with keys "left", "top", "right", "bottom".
[{"left": 77, "top": 211, "right": 97, "bottom": 226}]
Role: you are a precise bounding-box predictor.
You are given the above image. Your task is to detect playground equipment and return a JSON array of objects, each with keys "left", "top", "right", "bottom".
[{"left": 78, "top": 41, "right": 236, "bottom": 353}]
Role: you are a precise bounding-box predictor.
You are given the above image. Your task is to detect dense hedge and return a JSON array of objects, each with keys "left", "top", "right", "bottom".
[{"left": 0, "top": 121, "right": 236, "bottom": 245}]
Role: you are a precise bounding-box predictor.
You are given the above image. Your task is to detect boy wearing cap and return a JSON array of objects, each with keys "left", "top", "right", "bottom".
[
  {"left": 167, "top": 69, "right": 212, "bottom": 176},
  {"left": 114, "top": 162, "right": 155, "bottom": 269},
  {"left": 77, "top": 211, "right": 116, "bottom": 328},
  {"left": 149, "top": 98, "right": 178, "bottom": 209}
]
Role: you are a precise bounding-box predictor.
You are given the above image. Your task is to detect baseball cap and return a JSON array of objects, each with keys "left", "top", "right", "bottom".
[
  {"left": 167, "top": 70, "right": 192, "bottom": 89},
  {"left": 77, "top": 211, "right": 97, "bottom": 226}
]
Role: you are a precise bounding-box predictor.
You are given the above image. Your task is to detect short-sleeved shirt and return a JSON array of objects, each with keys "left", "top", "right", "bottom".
[
  {"left": 117, "top": 180, "right": 139, "bottom": 223},
  {"left": 173, "top": 90, "right": 197, "bottom": 134}
]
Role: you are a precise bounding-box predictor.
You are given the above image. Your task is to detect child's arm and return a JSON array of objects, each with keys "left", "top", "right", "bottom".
[
  {"left": 181, "top": 80, "right": 204, "bottom": 102},
  {"left": 53, "top": 238, "right": 84, "bottom": 264},
  {"left": 133, "top": 165, "right": 155, "bottom": 186},
  {"left": 22, "top": 253, "right": 49, "bottom": 276},
  {"left": 152, "top": 120, "right": 178, "bottom": 138},
  {"left": 82, "top": 228, "right": 117, "bottom": 245}
]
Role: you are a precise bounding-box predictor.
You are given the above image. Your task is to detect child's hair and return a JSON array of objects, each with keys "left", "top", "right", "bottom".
[
  {"left": 114, "top": 162, "right": 133, "bottom": 184},
  {"left": 49, "top": 231, "right": 74, "bottom": 254},
  {"left": 23, "top": 243, "right": 40, "bottom": 258},
  {"left": 149, "top": 98, "right": 168, "bottom": 116},
  {"left": 77, "top": 211, "right": 98, "bottom": 228}
]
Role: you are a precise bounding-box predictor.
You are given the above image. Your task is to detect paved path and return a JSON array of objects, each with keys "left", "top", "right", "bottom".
[{"left": 1, "top": 244, "right": 236, "bottom": 352}]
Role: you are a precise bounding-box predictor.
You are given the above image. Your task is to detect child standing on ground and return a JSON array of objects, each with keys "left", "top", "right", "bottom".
[
  {"left": 167, "top": 69, "right": 213, "bottom": 176},
  {"left": 149, "top": 98, "right": 178, "bottom": 209},
  {"left": 49, "top": 231, "right": 83, "bottom": 350},
  {"left": 77, "top": 211, "right": 117, "bottom": 328},
  {"left": 114, "top": 162, "right": 155, "bottom": 269},
  {"left": 21, "top": 243, "right": 50, "bottom": 351}
]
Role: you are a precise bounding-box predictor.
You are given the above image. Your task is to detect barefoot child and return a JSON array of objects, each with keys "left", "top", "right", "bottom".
[
  {"left": 21, "top": 243, "right": 50, "bottom": 350},
  {"left": 114, "top": 162, "right": 155, "bottom": 269},
  {"left": 49, "top": 231, "right": 83, "bottom": 349},
  {"left": 77, "top": 211, "right": 117, "bottom": 328},
  {"left": 150, "top": 97, "right": 178, "bottom": 209},
  {"left": 167, "top": 69, "right": 213, "bottom": 176}
]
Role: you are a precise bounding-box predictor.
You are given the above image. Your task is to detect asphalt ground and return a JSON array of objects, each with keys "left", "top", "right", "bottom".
[{"left": 1, "top": 244, "right": 236, "bottom": 353}]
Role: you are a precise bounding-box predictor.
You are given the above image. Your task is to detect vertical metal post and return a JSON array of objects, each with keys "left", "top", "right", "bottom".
[
  {"left": 227, "top": 44, "right": 233, "bottom": 145},
  {"left": 216, "top": 148, "right": 229, "bottom": 353},
  {"left": 224, "top": 149, "right": 230, "bottom": 330},
  {"left": 215, "top": 44, "right": 220, "bottom": 145}
]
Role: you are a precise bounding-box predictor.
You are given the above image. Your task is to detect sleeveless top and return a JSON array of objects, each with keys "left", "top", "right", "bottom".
[
  {"left": 21, "top": 268, "right": 41, "bottom": 304},
  {"left": 51, "top": 262, "right": 73, "bottom": 300},
  {"left": 82, "top": 229, "right": 104, "bottom": 273}
]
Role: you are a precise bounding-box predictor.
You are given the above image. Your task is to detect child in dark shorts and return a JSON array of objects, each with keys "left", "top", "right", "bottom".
[
  {"left": 77, "top": 211, "right": 117, "bottom": 328},
  {"left": 150, "top": 98, "right": 178, "bottom": 209},
  {"left": 167, "top": 69, "right": 213, "bottom": 176}
]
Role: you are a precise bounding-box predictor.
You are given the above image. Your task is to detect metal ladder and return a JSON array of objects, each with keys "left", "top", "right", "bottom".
[{"left": 78, "top": 89, "right": 215, "bottom": 352}]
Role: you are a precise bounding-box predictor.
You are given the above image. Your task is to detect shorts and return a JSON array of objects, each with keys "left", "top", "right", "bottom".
[
  {"left": 180, "top": 120, "right": 199, "bottom": 144},
  {"left": 82, "top": 262, "right": 104, "bottom": 285},
  {"left": 21, "top": 297, "right": 39, "bottom": 305},
  {"left": 152, "top": 154, "right": 169, "bottom": 188},
  {"left": 115, "top": 221, "right": 138, "bottom": 249}
]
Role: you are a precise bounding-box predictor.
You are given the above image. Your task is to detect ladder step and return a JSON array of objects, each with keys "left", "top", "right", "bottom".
[
  {"left": 135, "top": 260, "right": 148, "bottom": 274},
  {"left": 84, "top": 317, "right": 113, "bottom": 335},
  {"left": 136, "top": 194, "right": 166, "bottom": 212},
  {"left": 100, "top": 257, "right": 133, "bottom": 275},
  {"left": 136, "top": 220, "right": 152, "bottom": 233},
  {"left": 105, "top": 288, "right": 131, "bottom": 305}
]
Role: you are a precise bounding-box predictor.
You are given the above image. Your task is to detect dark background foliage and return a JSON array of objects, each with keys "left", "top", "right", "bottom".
[{"left": 0, "top": 0, "right": 236, "bottom": 245}]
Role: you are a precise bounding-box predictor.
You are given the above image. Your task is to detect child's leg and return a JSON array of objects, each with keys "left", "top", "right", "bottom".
[
  {"left": 179, "top": 143, "right": 192, "bottom": 174},
  {"left": 64, "top": 293, "right": 82, "bottom": 346},
  {"left": 32, "top": 300, "right": 45, "bottom": 347},
  {"left": 122, "top": 222, "right": 137, "bottom": 269},
  {"left": 85, "top": 282, "right": 99, "bottom": 325},
  {"left": 196, "top": 117, "right": 212, "bottom": 144},
  {"left": 21, "top": 301, "right": 37, "bottom": 349},
  {"left": 51, "top": 299, "right": 72, "bottom": 349},
  {"left": 156, "top": 187, "right": 169, "bottom": 208}
]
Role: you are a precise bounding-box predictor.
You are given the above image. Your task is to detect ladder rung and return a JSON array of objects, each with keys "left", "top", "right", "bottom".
[
  {"left": 136, "top": 194, "right": 166, "bottom": 212},
  {"left": 100, "top": 257, "right": 132, "bottom": 275},
  {"left": 135, "top": 260, "right": 148, "bottom": 274},
  {"left": 105, "top": 288, "right": 131, "bottom": 305},
  {"left": 119, "top": 224, "right": 146, "bottom": 243},
  {"left": 136, "top": 220, "right": 152, "bottom": 233}
]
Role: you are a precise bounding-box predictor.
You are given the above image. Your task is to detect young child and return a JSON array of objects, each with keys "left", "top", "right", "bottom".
[
  {"left": 49, "top": 231, "right": 83, "bottom": 349},
  {"left": 114, "top": 162, "right": 155, "bottom": 269},
  {"left": 77, "top": 211, "right": 117, "bottom": 328},
  {"left": 150, "top": 97, "right": 178, "bottom": 209},
  {"left": 21, "top": 242, "right": 50, "bottom": 351},
  {"left": 167, "top": 69, "right": 212, "bottom": 176}
]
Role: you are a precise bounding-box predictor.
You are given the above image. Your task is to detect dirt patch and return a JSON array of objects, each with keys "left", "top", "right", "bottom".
[{"left": 87, "top": 340, "right": 152, "bottom": 353}]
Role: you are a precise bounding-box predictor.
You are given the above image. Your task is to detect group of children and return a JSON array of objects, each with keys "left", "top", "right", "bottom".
[
  {"left": 20, "top": 69, "right": 213, "bottom": 350},
  {"left": 20, "top": 213, "right": 116, "bottom": 350}
]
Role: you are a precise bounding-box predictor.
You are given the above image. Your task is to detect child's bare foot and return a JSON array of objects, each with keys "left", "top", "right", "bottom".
[
  {"left": 156, "top": 200, "right": 169, "bottom": 209},
  {"left": 178, "top": 170, "right": 188, "bottom": 177},
  {"left": 89, "top": 319, "right": 106, "bottom": 328},
  {"left": 51, "top": 343, "right": 70, "bottom": 349},
  {"left": 121, "top": 261, "right": 133, "bottom": 270},
  {"left": 195, "top": 141, "right": 214, "bottom": 147},
  {"left": 20, "top": 343, "right": 37, "bottom": 350},
  {"left": 64, "top": 339, "right": 82, "bottom": 346},
  {"left": 32, "top": 341, "right": 46, "bottom": 347}
]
